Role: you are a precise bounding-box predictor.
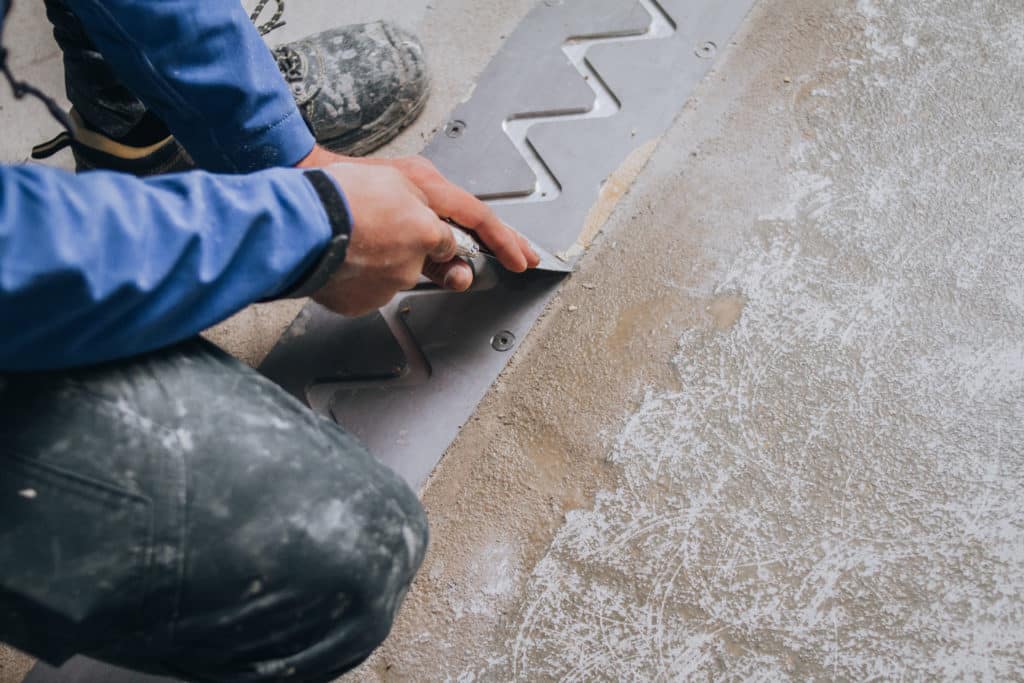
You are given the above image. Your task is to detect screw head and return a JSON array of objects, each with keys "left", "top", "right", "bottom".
[
  {"left": 491, "top": 330, "right": 516, "bottom": 352},
  {"left": 695, "top": 41, "right": 717, "bottom": 59},
  {"left": 444, "top": 119, "right": 467, "bottom": 138}
]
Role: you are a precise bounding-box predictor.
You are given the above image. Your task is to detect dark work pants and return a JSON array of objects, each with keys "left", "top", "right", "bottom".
[
  {"left": 0, "top": 340, "right": 428, "bottom": 682},
  {"left": 43, "top": 0, "right": 156, "bottom": 139},
  {"left": 3, "top": 5, "right": 427, "bottom": 680}
]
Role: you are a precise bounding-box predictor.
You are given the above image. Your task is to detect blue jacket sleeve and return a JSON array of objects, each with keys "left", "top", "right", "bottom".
[
  {"left": 60, "top": 0, "right": 314, "bottom": 172},
  {"left": 0, "top": 164, "right": 338, "bottom": 371}
]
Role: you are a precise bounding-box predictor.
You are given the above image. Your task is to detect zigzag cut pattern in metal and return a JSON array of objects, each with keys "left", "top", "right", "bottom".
[{"left": 260, "top": 0, "right": 756, "bottom": 488}]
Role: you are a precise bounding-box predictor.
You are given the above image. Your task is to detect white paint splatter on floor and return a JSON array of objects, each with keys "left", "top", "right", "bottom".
[{"left": 466, "top": 0, "right": 1024, "bottom": 678}]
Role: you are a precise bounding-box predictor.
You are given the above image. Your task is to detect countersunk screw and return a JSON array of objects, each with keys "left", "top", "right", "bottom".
[
  {"left": 491, "top": 330, "right": 516, "bottom": 352},
  {"left": 444, "top": 120, "right": 466, "bottom": 138},
  {"left": 695, "top": 41, "right": 717, "bottom": 59}
]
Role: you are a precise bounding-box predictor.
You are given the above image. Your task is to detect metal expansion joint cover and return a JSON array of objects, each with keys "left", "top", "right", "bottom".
[{"left": 260, "top": 0, "right": 756, "bottom": 488}]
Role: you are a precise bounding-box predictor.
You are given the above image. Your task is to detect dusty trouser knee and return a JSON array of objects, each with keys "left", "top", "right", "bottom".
[{"left": 0, "top": 339, "right": 428, "bottom": 682}]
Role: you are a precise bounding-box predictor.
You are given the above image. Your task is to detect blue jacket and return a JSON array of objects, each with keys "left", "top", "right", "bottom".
[{"left": 0, "top": 0, "right": 350, "bottom": 370}]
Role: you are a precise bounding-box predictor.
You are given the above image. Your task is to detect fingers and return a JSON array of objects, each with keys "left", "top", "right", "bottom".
[
  {"left": 315, "top": 161, "right": 480, "bottom": 318},
  {"left": 435, "top": 184, "right": 535, "bottom": 272},
  {"left": 344, "top": 292, "right": 395, "bottom": 317},
  {"left": 396, "top": 157, "right": 540, "bottom": 272},
  {"left": 515, "top": 232, "right": 542, "bottom": 269},
  {"left": 405, "top": 196, "right": 456, "bottom": 264},
  {"left": 423, "top": 258, "right": 474, "bottom": 292}
]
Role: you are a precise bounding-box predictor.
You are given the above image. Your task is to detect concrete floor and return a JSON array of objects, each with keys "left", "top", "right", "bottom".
[
  {"left": 3, "top": 0, "right": 1024, "bottom": 680},
  {"left": 350, "top": 0, "right": 1024, "bottom": 679}
]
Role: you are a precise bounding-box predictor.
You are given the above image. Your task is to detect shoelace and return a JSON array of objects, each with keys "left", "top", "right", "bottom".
[
  {"left": 250, "top": 0, "right": 306, "bottom": 85},
  {"left": 0, "top": 0, "right": 74, "bottom": 136},
  {"left": 274, "top": 45, "right": 304, "bottom": 82},
  {"left": 250, "top": 0, "right": 286, "bottom": 37}
]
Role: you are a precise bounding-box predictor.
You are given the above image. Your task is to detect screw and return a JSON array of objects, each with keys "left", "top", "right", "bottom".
[
  {"left": 695, "top": 41, "right": 717, "bottom": 59},
  {"left": 444, "top": 120, "right": 466, "bottom": 138},
  {"left": 491, "top": 330, "right": 516, "bottom": 352}
]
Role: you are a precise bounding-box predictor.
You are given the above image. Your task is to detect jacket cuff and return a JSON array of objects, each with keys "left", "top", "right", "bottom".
[
  {"left": 276, "top": 170, "right": 353, "bottom": 299},
  {"left": 225, "top": 108, "right": 318, "bottom": 172}
]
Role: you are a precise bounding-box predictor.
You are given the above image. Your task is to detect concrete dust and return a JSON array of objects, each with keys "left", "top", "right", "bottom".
[
  {"left": 706, "top": 293, "right": 746, "bottom": 330},
  {"left": 353, "top": 0, "right": 1024, "bottom": 679},
  {"left": 576, "top": 139, "right": 659, "bottom": 253},
  {"left": 2, "top": 0, "right": 1022, "bottom": 679},
  {"left": 0, "top": 650, "right": 32, "bottom": 683}
]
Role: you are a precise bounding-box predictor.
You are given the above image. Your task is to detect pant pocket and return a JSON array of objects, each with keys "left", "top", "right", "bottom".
[{"left": 0, "top": 452, "right": 153, "bottom": 664}]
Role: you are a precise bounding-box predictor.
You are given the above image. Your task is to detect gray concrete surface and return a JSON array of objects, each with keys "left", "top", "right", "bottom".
[
  {"left": 349, "top": 0, "right": 1024, "bottom": 679},
  {"left": 3, "top": 0, "right": 1024, "bottom": 680}
]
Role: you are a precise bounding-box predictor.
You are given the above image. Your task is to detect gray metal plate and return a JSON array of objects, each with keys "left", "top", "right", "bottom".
[
  {"left": 24, "top": 657, "right": 173, "bottom": 683},
  {"left": 261, "top": 0, "right": 757, "bottom": 489},
  {"left": 425, "top": 0, "right": 653, "bottom": 198}
]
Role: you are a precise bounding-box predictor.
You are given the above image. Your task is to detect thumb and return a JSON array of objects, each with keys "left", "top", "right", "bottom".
[
  {"left": 423, "top": 258, "right": 474, "bottom": 292},
  {"left": 428, "top": 219, "right": 458, "bottom": 263}
]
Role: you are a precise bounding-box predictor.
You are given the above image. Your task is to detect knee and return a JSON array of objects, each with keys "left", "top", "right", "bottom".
[
  {"left": 329, "top": 487, "right": 428, "bottom": 630},
  {"left": 288, "top": 471, "right": 429, "bottom": 661},
  {"left": 201, "top": 483, "right": 427, "bottom": 681},
  {"left": 183, "top": 429, "right": 429, "bottom": 679}
]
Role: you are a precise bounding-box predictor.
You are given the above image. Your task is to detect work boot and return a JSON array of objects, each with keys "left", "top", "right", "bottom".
[
  {"left": 276, "top": 21, "right": 430, "bottom": 156},
  {"left": 30, "top": 109, "right": 194, "bottom": 177},
  {"left": 31, "top": 22, "right": 429, "bottom": 173}
]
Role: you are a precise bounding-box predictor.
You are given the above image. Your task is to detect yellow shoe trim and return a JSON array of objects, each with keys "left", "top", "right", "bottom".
[{"left": 68, "top": 109, "right": 175, "bottom": 160}]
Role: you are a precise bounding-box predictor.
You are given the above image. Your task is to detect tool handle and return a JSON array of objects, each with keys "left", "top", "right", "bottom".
[
  {"left": 408, "top": 223, "right": 499, "bottom": 294},
  {"left": 464, "top": 251, "right": 501, "bottom": 292},
  {"left": 448, "top": 222, "right": 482, "bottom": 260},
  {"left": 446, "top": 223, "right": 499, "bottom": 291}
]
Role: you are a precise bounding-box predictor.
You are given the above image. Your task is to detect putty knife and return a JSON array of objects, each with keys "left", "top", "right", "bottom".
[{"left": 446, "top": 222, "right": 572, "bottom": 293}]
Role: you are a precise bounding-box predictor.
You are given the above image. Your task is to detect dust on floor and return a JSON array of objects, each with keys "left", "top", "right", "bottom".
[
  {"left": 0, "top": 650, "right": 32, "bottom": 683},
  {"left": 354, "top": 0, "right": 1024, "bottom": 679}
]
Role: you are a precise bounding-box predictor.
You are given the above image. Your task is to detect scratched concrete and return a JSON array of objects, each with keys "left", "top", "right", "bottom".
[
  {"left": 349, "top": 0, "right": 1024, "bottom": 679},
  {"left": 4, "top": 0, "right": 1024, "bottom": 681}
]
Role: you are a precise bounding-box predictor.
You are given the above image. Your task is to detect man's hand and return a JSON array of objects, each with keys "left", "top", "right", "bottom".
[
  {"left": 300, "top": 146, "right": 540, "bottom": 307},
  {"left": 313, "top": 163, "right": 456, "bottom": 316},
  {"left": 381, "top": 156, "right": 540, "bottom": 273}
]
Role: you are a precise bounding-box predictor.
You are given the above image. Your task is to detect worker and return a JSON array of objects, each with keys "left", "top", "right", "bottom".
[{"left": 0, "top": 0, "right": 539, "bottom": 680}]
